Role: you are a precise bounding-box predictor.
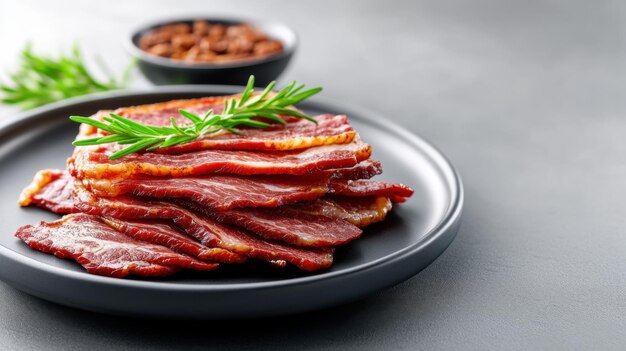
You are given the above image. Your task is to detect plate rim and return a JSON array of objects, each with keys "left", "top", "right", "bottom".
[{"left": 0, "top": 86, "right": 463, "bottom": 293}]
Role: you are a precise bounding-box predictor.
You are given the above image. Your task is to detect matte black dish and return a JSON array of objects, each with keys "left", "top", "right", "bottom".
[
  {"left": 127, "top": 17, "right": 297, "bottom": 85},
  {"left": 0, "top": 87, "right": 463, "bottom": 319}
]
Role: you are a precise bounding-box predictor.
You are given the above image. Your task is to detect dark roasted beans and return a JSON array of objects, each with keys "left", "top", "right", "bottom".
[{"left": 139, "top": 20, "right": 284, "bottom": 63}]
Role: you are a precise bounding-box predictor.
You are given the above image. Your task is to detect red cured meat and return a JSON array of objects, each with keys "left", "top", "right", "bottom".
[
  {"left": 173, "top": 209, "right": 334, "bottom": 271},
  {"left": 78, "top": 96, "right": 231, "bottom": 137},
  {"left": 154, "top": 114, "right": 356, "bottom": 153},
  {"left": 68, "top": 138, "right": 372, "bottom": 179},
  {"left": 15, "top": 94, "right": 416, "bottom": 278},
  {"left": 22, "top": 169, "right": 395, "bottom": 228},
  {"left": 21, "top": 168, "right": 403, "bottom": 230},
  {"left": 22, "top": 170, "right": 380, "bottom": 246},
  {"left": 84, "top": 174, "right": 330, "bottom": 210},
  {"left": 102, "top": 218, "right": 246, "bottom": 264},
  {"left": 110, "top": 94, "right": 307, "bottom": 129},
  {"left": 18, "top": 170, "right": 405, "bottom": 270},
  {"left": 19, "top": 171, "right": 245, "bottom": 264},
  {"left": 291, "top": 196, "right": 393, "bottom": 227},
  {"left": 82, "top": 197, "right": 334, "bottom": 270},
  {"left": 329, "top": 179, "right": 414, "bottom": 202},
  {"left": 116, "top": 96, "right": 229, "bottom": 128},
  {"left": 327, "top": 159, "right": 382, "bottom": 181},
  {"left": 80, "top": 97, "right": 356, "bottom": 153},
  {"left": 69, "top": 184, "right": 335, "bottom": 270},
  {"left": 15, "top": 214, "right": 218, "bottom": 278},
  {"left": 18, "top": 169, "right": 77, "bottom": 213},
  {"left": 78, "top": 161, "right": 388, "bottom": 210},
  {"left": 178, "top": 200, "right": 362, "bottom": 247}
]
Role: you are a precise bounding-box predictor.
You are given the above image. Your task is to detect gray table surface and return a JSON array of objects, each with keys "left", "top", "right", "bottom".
[{"left": 2, "top": 0, "right": 626, "bottom": 349}]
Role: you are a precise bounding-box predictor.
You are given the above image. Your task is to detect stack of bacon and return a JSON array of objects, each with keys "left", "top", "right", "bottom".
[{"left": 15, "top": 95, "right": 413, "bottom": 278}]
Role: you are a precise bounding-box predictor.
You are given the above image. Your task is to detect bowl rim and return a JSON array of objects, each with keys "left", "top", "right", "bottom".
[{"left": 126, "top": 15, "right": 298, "bottom": 70}]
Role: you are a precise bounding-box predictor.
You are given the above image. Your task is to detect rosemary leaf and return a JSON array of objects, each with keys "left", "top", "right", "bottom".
[
  {"left": 71, "top": 75, "right": 322, "bottom": 159},
  {"left": 0, "top": 44, "right": 134, "bottom": 109}
]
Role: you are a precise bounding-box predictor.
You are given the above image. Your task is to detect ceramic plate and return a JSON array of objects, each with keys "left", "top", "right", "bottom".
[{"left": 0, "top": 87, "right": 463, "bottom": 319}]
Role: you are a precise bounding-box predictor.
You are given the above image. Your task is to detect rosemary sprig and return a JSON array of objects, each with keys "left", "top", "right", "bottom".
[
  {"left": 0, "top": 44, "right": 133, "bottom": 110},
  {"left": 71, "top": 76, "right": 322, "bottom": 160}
]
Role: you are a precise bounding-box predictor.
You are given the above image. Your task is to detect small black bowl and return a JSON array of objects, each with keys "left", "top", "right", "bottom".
[{"left": 127, "top": 17, "right": 297, "bottom": 86}]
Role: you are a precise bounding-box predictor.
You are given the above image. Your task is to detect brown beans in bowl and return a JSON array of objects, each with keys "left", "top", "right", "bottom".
[
  {"left": 138, "top": 20, "right": 284, "bottom": 64},
  {"left": 127, "top": 17, "right": 297, "bottom": 85}
]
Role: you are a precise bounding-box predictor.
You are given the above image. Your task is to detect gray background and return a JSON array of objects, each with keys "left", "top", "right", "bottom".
[{"left": 1, "top": 0, "right": 625, "bottom": 349}]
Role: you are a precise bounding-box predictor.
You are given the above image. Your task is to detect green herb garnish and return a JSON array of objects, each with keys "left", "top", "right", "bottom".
[
  {"left": 0, "top": 44, "right": 133, "bottom": 109},
  {"left": 71, "top": 76, "right": 322, "bottom": 160}
]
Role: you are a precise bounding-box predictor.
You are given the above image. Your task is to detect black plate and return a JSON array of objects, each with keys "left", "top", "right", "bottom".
[{"left": 0, "top": 87, "right": 463, "bottom": 319}]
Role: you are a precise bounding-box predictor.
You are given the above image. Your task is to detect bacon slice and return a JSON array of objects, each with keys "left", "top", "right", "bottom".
[
  {"left": 79, "top": 196, "right": 334, "bottom": 270},
  {"left": 22, "top": 167, "right": 404, "bottom": 223},
  {"left": 68, "top": 138, "right": 372, "bottom": 179},
  {"left": 15, "top": 94, "right": 416, "bottom": 278},
  {"left": 116, "top": 96, "right": 230, "bottom": 128},
  {"left": 172, "top": 211, "right": 334, "bottom": 271},
  {"left": 178, "top": 200, "right": 362, "bottom": 247},
  {"left": 18, "top": 169, "right": 75, "bottom": 212},
  {"left": 78, "top": 96, "right": 231, "bottom": 137},
  {"left": 20, "top": 171, "right": 334, "bottom": 270},
  {"left": 179, "top": 196, "right": 391, "bottom": 243},
  {"left": 74, "top": 183, "right": 353, "bottom": 249},
  {"left": 19, "top": 171, "right": 246, "bottom": 264},
  {"left": 101, "top": 218, "right": 246, "bottom": 264},
  {"left": 21, "top": 169, "right": 395, "bottom": 229},
  {"left": 79, "top": 95, "right": 356, "bottom": 153},
  {"left": 156, "top": 114, "right": 356, "bottom": 153},
  {"left": 81, "top": 175, "right": 412, "bottom": 211},
  {"left": 77, "top": 161, "right": 392, "bottom": 211},
  {"left": 325, "top": 159, "right": 382, "bottom": 181},
  {"left": 15, "top": 214, "right": 218, "bottom": 278},
  {"left": 83, "top": 174, "right": 330, "bottom": 210},
  {"left": 23, "top": 170, "right": 387, "bottom": 245},
  {"left": 329, "top": 179, "right": 415, "bottom": 202},
  {"left": 111, "top": 94, "right": 309, "bottom": 128},
  {"left": 291, "top": 196, "right": 393, "bottom": 227}
]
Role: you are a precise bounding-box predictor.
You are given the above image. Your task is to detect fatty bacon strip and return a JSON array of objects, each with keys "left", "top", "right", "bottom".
[
  {"left": 21, "top": 169, "right": 390, "bottom": 248},
  {"left": 81, "top": 97, "right": 356, "bottom": 153},
  {"left": 19, "top": 170, "right": 337, "bottom": 270},
  {"left": 69, "top": 137, "right": 371, "bottom": 179},
  {"left": 16, "top": 214, "right": 218, "bottom": 278},
  {"left": 16, "top": 96, "right": 413, "bottom": 278},
  {"left": 76, "top": 164, "right": 411, "bottom": 211}
]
